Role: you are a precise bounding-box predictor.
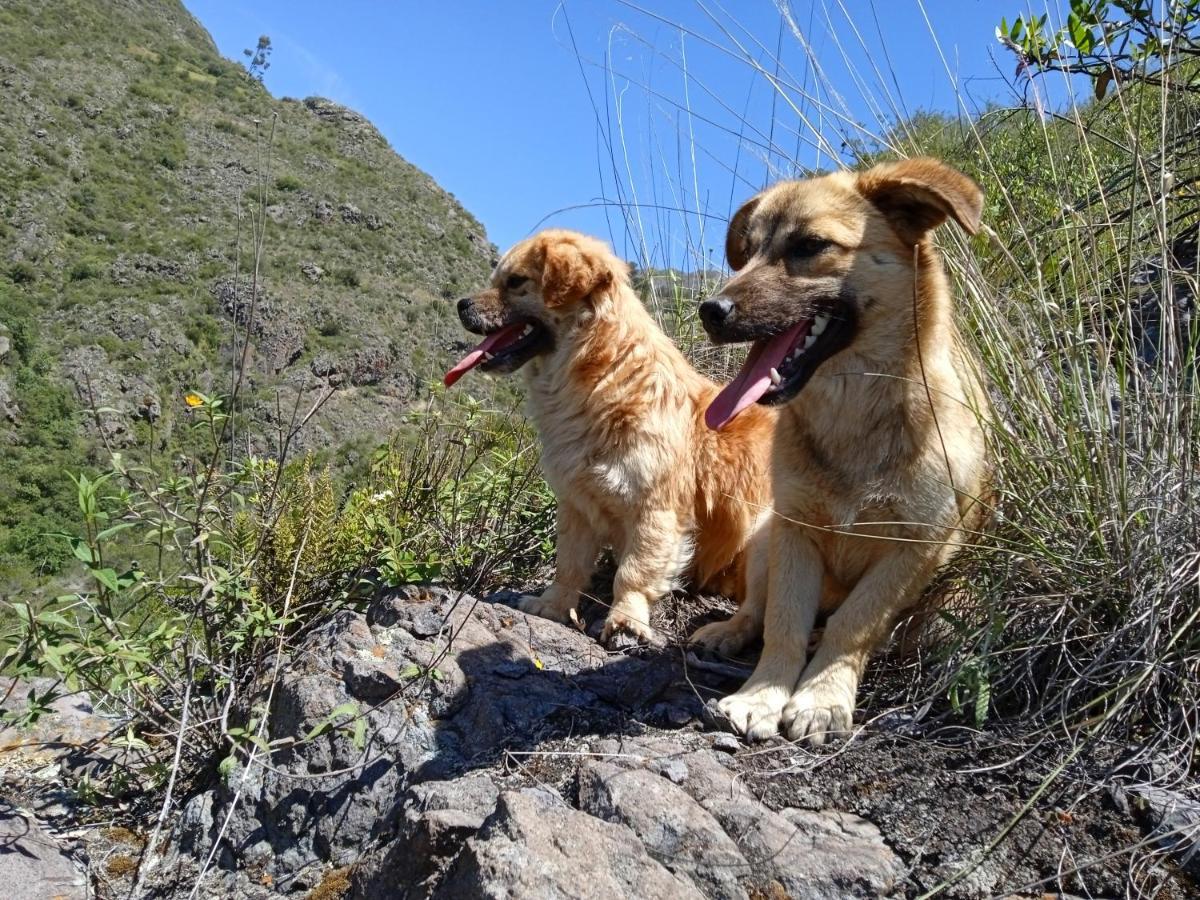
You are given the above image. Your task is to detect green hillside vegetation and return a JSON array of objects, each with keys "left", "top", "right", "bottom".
[{"left": 0, "top": 0, "right": 493, "bottom": 585}]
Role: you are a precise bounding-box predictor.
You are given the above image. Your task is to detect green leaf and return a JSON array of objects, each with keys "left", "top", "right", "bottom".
[
  {"left": 93, "top": 568, "right": 120, "bottom": 592},
  {"left": 96, "top": 522, "right": 136, "bottom": 542},
  {"left": 974, "top": 675, "right": 991, "bottom": 727},
  {"left": 71, "top": 539, "right": 97, "bottom": 564}
]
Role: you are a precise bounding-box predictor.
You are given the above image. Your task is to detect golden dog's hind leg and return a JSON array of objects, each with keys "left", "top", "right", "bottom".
[
  {"left": 600, "top": 508, "right": 688, "bottom": 646},
  {"left": 519, "top": 502, "right": 600, "bottom": 627},
  {"left": 782, "top": 543, "right": 939, "bottom": 746},
  {"left": 690, "top": 513, "right": 770, "bottom": 657},
  {"left": 718, "top": 520, "right": 822, "bottom": 741}
]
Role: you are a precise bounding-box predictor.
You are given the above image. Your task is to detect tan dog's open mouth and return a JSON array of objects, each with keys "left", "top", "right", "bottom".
[
  {"left": 705, "top": 305, "right": 853, "bottom": 430},
  {"left": 444, "top": 321, "right": 549, "bottom": 386}
]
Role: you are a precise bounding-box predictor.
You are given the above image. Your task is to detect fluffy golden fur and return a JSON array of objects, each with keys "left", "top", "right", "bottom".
[
  {"left": 700, "top": 159, "right": 992, "bottom": 744},
  {"left": 451, "top": 229, "right": 776, "bottom": 646}
]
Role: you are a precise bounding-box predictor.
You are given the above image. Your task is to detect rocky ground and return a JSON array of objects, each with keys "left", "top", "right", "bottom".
[{"left": 2, "top": 585, "right": 1197, "bottom": 899}]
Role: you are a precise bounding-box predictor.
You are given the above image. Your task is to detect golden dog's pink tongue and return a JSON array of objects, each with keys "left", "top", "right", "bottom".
[
  {"left": 705, "top": 322, "right": 807, "bottom": 431},
  {"left": 444, "top": 324, "right": 526, "bottom": 387}
]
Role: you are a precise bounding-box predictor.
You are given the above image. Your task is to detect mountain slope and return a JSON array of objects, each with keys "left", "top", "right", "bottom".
[{"left": 0, "top": 0, "right": 494, "bottom": 581}]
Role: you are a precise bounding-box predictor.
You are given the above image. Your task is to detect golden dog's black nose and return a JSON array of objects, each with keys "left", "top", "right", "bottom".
[
  {"left": 457, "top": 297, "right": 473, "bottom": 315},
  {"left": 699, "top": 296, "right": 735, "bottom": 332}
]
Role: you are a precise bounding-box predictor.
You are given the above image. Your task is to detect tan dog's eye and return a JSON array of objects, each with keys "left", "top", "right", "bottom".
[
  {"left": 506, "top": 274, "right": 529, "bottom": 290},
  {"left": 789, "top": 237, "right": 832, "bottom": 259}
]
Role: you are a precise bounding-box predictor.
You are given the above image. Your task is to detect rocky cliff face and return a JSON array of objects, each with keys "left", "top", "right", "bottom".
[{"left": 0, "top": 0, "right": 494, "bottom": 579}]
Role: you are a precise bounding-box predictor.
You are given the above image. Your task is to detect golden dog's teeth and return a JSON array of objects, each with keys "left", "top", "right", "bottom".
[
  {"left": 769, "top": 367, "right": 782, "bottom": 386},
  {"left": 810, "top": 314, "right": 829, "bottom": 336},
  {"left": 803, "top": 334, "right": 817, "bottom": 349},
  {"left": 483, "top": 352, "right": 494, "bottom": 361},
  {"left": 522, "top": 325, "right": 534, "bottom": 337}
]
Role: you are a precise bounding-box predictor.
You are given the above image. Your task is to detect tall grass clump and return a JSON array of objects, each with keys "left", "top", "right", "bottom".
[{"left": 568, "top": 0, "right": 1197, "bottom": 872}]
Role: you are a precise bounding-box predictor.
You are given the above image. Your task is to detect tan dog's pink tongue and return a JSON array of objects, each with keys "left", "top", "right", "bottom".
[
  {"left": 444, "top": 323, "right": 526, "bottom": 387},
  {"left": 705, "top": 322, "right": 807, "bottom": 430}
]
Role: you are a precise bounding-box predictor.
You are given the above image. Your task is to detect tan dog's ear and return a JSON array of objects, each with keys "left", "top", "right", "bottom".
[
  {"left": 726, "top": 195, "right": 762, "bottom": 271},
  {"left": 541, "top": 239, "right": 612, "bottom": 307},
  {"left": 856, "top": 158, "right": 982, "bottom": 243}
]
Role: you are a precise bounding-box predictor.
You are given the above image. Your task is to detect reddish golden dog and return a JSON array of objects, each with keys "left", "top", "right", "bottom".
[
  {"left": 447, "top": 229, "right": 775, "bottom": 647},
  {"left": 700, "top": 159, "right": 992, "bottom": 744}
]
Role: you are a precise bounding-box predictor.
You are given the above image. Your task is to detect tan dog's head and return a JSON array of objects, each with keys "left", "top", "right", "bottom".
[
  {"left": 701, "top": 158, "right": 982, "bottom": 429},
  {"left": 445, "top": 229, "right": 628, "bottom": 386}
]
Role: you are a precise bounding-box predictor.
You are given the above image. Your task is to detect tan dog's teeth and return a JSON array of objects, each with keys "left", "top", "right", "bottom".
[
  {"left": 522, "top": 325, "right": 534, "bottom": 337},
  {"left": 810, "top": 314, "right": 829, "bottom": 336},
  {"left": 769, "top": 367, "right": 782, "bottom": 386},
  {"left": 483, "top": 352, "right": 494, "bottom": 361},
  {"left": 803, "top": 334, "right": 817, "bottom": 349}
]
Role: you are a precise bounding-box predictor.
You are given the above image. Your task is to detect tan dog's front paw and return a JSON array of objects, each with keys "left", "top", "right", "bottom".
[
  {"left": 599, "top": 609, "right": 655, "bottom": 646},
  {"left": 717, "top": 685, "right": 790, "bottom": 742},
  {"left": 781, "top": 674, "right": 856, "bottom": 746},
  {"left": 689, "top": 617, "right": 756, "bottom": 658},
  {"left": 518, "top": 593, "right": 582, "bottom": 628}
]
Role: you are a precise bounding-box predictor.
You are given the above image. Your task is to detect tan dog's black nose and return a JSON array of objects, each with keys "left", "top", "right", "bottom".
[
  {"left": 457, "top": 296, "right": 473, "bottom": 315},
  {"left": 699, "top": 296, "right": 735, "bottom": 333}
]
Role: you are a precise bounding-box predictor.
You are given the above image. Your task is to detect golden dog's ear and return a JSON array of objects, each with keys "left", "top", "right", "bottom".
[
  {"left": 726, "top": 195, "right": 762, "bottom": 271},
  {"left": 857, "top": 158, "right": 982, "bottom": 243},
  {"left": 541, "top": 239, "right": 612, "bottom": 307}
]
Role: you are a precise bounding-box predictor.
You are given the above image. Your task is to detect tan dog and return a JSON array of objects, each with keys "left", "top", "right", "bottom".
[
  {"left": 447, "top": 229, "right": 776, "bottom": 648},
  {"left": 700, "top": 159, "right": 992, "bottom": 744}
]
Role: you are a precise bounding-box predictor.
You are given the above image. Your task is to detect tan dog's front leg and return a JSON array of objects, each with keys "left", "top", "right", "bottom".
[
  {"left": 519, "top": 502, "right": 599, "bottom": 627},
  {"left": 718, "top": 521, "right": 821, "bottom": 741},
  {"left": 600, "top": 508, "right": 686, "bottom": 646},
  {"left": 782, "top": 544, "right": 938, "bottom": 746}
]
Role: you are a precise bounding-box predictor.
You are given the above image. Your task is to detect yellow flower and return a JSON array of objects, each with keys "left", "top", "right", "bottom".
[{"left": 184, "top": 392, "right": 204, "bottom": 408}]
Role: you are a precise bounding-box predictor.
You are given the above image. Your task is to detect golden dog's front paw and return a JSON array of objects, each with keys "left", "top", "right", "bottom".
[
  {"left": 599, "top": 609, "right": 655, "bottom": 647},
  {"left": 689, "top": 617, "right": 756, "bottom": 658},
  {"left": 717, "top": 685, "right": 790, "bottom": 742},
  {"left": 781, "top": 673, "right": 856, "bottom": 746},
  {"left": 518, "top": 592, "right": 581, "bottom": 628}
]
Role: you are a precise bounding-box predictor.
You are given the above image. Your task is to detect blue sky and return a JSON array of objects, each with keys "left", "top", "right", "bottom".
[{"left": 182, "top": 2, "right": 1062, "bottom": 267}]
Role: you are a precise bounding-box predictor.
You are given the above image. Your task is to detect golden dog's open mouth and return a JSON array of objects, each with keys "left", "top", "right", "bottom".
[
  {"left": 444, "top": 321, "right": 548, "bottom": 386},
  {"left": 705, "top": 306, "right": 852, "bottom": 430}
]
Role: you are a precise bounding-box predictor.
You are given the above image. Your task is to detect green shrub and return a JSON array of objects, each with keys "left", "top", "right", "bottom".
[
  {"left": 274, "top": 174, "right": 302, "bottom": 192},
  {"left": 333, "top": 267, "right": 361, "bottom": 288},
  {"left": 67, "top": 257, "right": 103, "bottom": 281},
  {"left": 8, "top": 261, "right": 36, "bottom": 284}
]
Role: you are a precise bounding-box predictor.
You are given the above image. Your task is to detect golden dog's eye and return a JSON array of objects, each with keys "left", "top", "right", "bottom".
[
  {"left": 506, "top": 274, "right": 529, "bottom": 290},
  {"left": 789, "top": 237, "right": 831, "bottom": 259}
]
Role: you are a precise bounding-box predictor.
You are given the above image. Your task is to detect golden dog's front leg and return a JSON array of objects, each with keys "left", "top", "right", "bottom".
[
  {"left": 519, "top": 502, "right": 599, "bottom": 628},
  {"left": 717, "top": 520, "right": 821, "bottom": 741},
  {"left": 782, "top": 543, "right": 938, "bottom": 746},
  {"left": 599, "top": 508, "right": 688, "bottom": 646}
]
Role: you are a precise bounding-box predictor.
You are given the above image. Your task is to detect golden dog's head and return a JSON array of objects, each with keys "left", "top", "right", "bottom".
[
  {"left": 701, "top": 158, "right": 982, "bottom": 429},
  {"left": 445, "top": 229, "right": 627, "bottom": 386}
]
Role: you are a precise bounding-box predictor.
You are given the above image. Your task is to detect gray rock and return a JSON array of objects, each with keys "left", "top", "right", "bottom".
[
  {"left": 435, "top": 790, "right": 705, "bottom": 900},
  {"left": 706, "top": 798, "right": 903, "bottom": 899},
  {"left": 0, "top": 376, "right": 18, "bottom": 423},
  {"left": 0, "top": 677, "right": 114, "bottom": 761},
  {"left": 711, "top": 733, "right": 741, "bottom": 754},
  {"left": 300, "top": 262, "right": 325, "bottom": 283},
  {"left": 1134, "top": 785, "right": 1200, "bottom": 877},
  {"left": 145, "top": 586, "right": 708, "bottom": 897},
  {"left": 578, "top": 762, "right": 749, "bottom": 899},
  {"left": 0, "top": 803, "right": 87, "bottom": 899}
]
